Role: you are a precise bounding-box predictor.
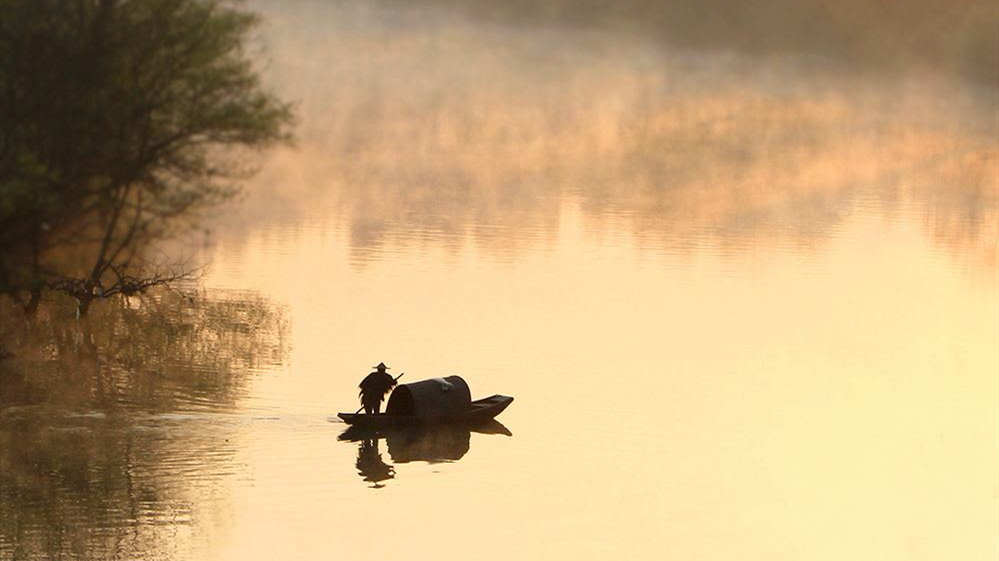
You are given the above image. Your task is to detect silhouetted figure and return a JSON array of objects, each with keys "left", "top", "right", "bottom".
[
  {"left": 359, "top": 362, "right": 397, "bottom": 414},
  {"left": 355, "top": 439, "right": 394, "bottom": 488}
]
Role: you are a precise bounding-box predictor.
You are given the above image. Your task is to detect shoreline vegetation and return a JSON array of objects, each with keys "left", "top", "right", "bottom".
[
  {"left": 386, "top": 0, "right": 998, "bottom": 87},
  {"left": 240, "top": 0, "right": 997, "bottom": 275},
  {"left": 0, "top": 0, "right": 293, "bottom": 318},
  {"left": 0, "top": 288, "right": 287, "bottom": 409}
]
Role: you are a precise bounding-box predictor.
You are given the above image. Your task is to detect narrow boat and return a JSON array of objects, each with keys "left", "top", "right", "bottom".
[
  {"left": 338, "top": 376, "right": 513, "bottom": 428},
  {"left": 338, "top": 394, "right": 514, "bottom": 427}
]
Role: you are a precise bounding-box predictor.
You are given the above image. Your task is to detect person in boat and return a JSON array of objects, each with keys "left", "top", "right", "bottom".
[{"left": 359, "top": 362, "right": 397, "bottom": 414}]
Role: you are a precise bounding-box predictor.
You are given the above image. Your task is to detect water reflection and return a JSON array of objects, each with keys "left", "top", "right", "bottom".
[
  {"left": 0, "top": 290, "right": 287, "bottom": 559},
  {"left": 355, "top": 440, "right": 395, "bottom": 488},
  {"left": 1, "top": 3, "right": 993, "bottom": 559},
  {"left": 0, "top": 290, "right": 286, "bottom": 410},
  {"left": 236, "top": 0, "right": 996, "bottom": 273},
  {"left": 340, "top": 421, "right": 512, "bottom": 487},
  {"left": 0, "top": 413, "right": 239, "bottom": 560}
]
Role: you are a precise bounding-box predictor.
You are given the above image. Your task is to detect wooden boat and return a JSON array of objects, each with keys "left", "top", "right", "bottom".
[{"left": 338, "top": 394, "right": 513, "bottom": 428}]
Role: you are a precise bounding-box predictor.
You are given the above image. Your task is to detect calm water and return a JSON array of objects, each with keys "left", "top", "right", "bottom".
[{"left": 1, "top": 2, "right": 997, "bottom": 560}]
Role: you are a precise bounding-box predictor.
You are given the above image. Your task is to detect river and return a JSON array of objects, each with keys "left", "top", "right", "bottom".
[{"left": 1, "top": 2, "right": 996, "bottom": 560}]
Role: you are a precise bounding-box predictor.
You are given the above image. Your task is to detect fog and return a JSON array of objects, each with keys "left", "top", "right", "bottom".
[
  {"left": 228, "top": 0, "right": 994, "bottom": 271},
  {"left": 394, "top": 0, "right": 998, "bottom": 86},
  {"left": 2, "top": 3, "right": 995, "bottom": 560}
]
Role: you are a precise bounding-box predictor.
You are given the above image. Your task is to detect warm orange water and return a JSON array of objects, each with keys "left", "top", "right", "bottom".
[{"left": 1, "top": 2, "right": 997, "bottom": 560}]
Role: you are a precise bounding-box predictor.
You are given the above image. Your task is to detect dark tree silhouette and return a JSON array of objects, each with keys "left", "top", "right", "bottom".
[{"left": 0, "top": 0, "right": 293, "bottom": 315}]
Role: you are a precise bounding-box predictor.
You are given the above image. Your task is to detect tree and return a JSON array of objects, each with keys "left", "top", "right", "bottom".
[{"left": 0, "top": 0, "right": 292, "bottom": 315}]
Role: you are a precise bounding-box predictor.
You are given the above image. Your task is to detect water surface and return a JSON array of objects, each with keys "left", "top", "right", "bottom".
[{"left": 1, "top": 2, "right": 996, "bottom": 560}]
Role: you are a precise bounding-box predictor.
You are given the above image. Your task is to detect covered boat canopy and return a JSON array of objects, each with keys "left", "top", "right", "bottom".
[{"left": 385, "top": 376, "right": 471, "bottom": 418}]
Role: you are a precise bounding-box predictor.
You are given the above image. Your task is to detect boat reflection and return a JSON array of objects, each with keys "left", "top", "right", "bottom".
[{"left": 340, "top": 421, "right": 512, "bottom": 487}]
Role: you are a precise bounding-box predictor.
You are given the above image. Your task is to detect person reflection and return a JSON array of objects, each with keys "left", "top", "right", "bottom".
[
  {"left": 342, "top": 420, "right": 511, "bottom": 486},
  {"left": 355, "top": 439, "right": 394, "bottom": 488}
]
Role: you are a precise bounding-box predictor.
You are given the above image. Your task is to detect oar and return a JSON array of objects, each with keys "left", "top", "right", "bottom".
[{"left": 353, "top": 372, "right": 404, "bottom": 414}]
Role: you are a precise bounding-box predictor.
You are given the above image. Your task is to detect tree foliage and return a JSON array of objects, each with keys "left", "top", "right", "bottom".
[{"left": 0, "top": 0, "right": 292, "bottom": 315}]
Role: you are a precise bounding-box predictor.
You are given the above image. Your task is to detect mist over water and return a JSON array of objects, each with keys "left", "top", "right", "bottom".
[
  {"left": 2, "top": 2, "right": 996, "bottom": 560},
  {"left": 238, "top": 0, "right": 995, "bottom": 270}
]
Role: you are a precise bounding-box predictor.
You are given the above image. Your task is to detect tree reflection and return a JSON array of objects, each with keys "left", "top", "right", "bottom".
[
  {"left": 231, "top": 1, "right": 996, "bottom": 273},
  {"left": 0, "top": 289, "right": 286, "bottom": 559},
  {"left": 0, "top": 415, "right": 239, "bottom": 559},
  {"left": 340, "top": 421, "right": 512, "bottom": 487},
  {"left": 0, "top": 289, "right": 287, "bottom": 410}
]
